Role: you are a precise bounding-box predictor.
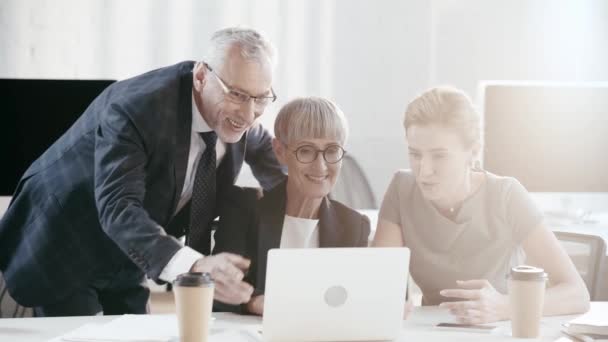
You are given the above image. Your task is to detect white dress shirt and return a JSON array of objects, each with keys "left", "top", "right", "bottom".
[
  {"left": 158, "top": 95, "right": 226, "bottom": 282},
  {"left": 279, "top": 215, "right": 320, "bottom": 248}
]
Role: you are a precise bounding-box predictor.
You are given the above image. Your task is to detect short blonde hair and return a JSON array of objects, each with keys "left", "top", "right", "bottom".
[
  {"left": 404, "top": 86, "right": 482, "bottom": 149},
  {"left": 274, "top": 97, "right": 348, "bottom": 145}
]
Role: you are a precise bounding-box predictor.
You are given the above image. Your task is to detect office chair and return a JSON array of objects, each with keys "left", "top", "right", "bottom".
[
  {"left": 0, "top": 272, "right": 33, "bottom": 318},
  {"left": 553, "top": 231, "right": 607, "bottom": 300},
  {"left": 330, "top": 154, "right": 377, "bottom": 209}
]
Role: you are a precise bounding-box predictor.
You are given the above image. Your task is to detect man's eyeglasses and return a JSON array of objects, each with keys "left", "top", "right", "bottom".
[
  {"left": 287, "top": 144, "right": 346, "bottom": 164},
  {"left": 204, "top": 62, "right": 277, "bottom": 107}
]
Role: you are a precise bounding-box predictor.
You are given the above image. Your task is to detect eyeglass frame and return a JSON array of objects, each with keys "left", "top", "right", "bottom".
[
  {"left": 203, "top": 62, "right": 277, "bottom": 107},
  {"left": 284, "top": 143, "right": 347, "bottom": 164}
]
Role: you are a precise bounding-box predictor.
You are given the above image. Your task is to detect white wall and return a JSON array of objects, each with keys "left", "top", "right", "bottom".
[
  {"left": 1, "top": 0, "right": 607, "bottom": 204},
  {"left": 330, "top": 0, "right": 431, "bottom": 205},
  {"left": 431, "top": 0, "right": 608, "bottom": 100}
]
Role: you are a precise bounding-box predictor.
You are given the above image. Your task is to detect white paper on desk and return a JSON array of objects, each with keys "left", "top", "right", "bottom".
[
  {"left": 45, "top": 324, "right": 103, "bottom": 342},
  {"left": 569, "top": 305, "right": 608, "bottom": 327},
  {"left": 210, "top": 329, "right": 263, "bottom": 342},
  {"left": 60, "top": 314, "right": 180, "bottom": 342}
]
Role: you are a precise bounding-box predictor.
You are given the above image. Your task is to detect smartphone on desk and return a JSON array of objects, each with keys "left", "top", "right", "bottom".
[{"left": 435, "top": 322, "right": 497, "bottom": 333}]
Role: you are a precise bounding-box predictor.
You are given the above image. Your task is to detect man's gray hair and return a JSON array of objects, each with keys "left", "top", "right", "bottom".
[
  {"left": 206, "top": 27, "right": 277, "bottom": 69},
  {"left": 275, "top": 97, "right": 349, "bottom": 146}
]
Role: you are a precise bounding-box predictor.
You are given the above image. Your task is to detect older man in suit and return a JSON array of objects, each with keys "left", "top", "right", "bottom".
[{"left": 0, "top": 27, "right": 286, "bottom": 316}]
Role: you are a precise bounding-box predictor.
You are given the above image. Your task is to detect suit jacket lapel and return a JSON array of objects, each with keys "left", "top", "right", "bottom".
[
  {"left": 256, "top": 181, "right": 287, "bottom": 291},
  {"left": 219, "top": 132, "right": 247, "bottom": 186},
  {"left": 319, "top": 197, "right": 342, "bottom": 247},
  {"left": 170, "top": 69, "right": 194, "bottom": 217},
  {"left": 170, "top": 73, "right": 248, "bottom": 218}
]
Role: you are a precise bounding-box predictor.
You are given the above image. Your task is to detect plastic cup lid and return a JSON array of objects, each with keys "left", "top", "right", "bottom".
[
  {"left": 173, "top": 272, "right": 214, "bottom": 287},
  {"left": 510, "top": 265, "right": 548, "bottom": 281}
]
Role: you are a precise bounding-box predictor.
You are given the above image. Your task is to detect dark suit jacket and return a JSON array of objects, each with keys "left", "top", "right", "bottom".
[
  {"left": 0, "top": 61, "right": 285, "bottom": 307},
  {"left": 213, "top": 180, "right": 370, "bottom": 313}
]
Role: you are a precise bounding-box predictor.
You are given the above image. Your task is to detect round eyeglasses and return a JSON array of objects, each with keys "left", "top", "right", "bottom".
[{"left": 288, "top": 144, "right": 346, "bottom": 164}]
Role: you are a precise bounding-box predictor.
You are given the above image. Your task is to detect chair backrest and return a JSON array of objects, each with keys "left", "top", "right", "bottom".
[
  {"left": 330, "top": 154, "right": 377, "bottom": 210},
  {"left": 553, "top": 231, "right": 607, "bottom": 301},
  {"left": 0, "top": 271, "right": 33, "bottom": 318}
]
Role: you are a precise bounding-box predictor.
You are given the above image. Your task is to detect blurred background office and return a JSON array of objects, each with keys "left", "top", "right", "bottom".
[
  {"left": 1, "top": 0, "right": 608, "bottom": 315},
  {"left": 1, "top": 0, "right": 607, "bottom": 216}
]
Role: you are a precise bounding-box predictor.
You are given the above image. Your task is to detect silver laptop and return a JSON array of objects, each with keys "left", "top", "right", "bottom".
[{"left": 262, "top": 247, "right": 410, "bottom": 342}]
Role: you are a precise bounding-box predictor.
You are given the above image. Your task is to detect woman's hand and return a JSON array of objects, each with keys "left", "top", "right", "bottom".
[
  {"left": 439, "top": 279, "right": 508, "bottom": 324},
  {"left": 246, "top": 295, "right": 265, "bottom": 316}
]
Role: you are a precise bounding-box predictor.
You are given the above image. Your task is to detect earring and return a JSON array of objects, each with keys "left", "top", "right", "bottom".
[{"left": 471, "top": 160, "right": 481, "bottom": 170}]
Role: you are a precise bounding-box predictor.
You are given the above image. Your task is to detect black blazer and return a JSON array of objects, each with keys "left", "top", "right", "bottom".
[
  {"left": 213, "top": 180, "right": 370, "bottom": 312},
  {"left": 0, "top": 61, "right": 286, "bottom": 307}
]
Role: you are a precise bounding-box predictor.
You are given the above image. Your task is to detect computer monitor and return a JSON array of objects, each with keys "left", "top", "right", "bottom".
[
  {"left": 0, "top": 79, "right": 115, "bottom": 195},
  {"left": 481, "top": 82, "right": 608, "bottom": 193}
]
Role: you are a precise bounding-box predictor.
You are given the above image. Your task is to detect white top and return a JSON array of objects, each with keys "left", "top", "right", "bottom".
[
  {"left": 159, "top": 94, "right": 226, "bottom": 282},
  {"left": 279, "top": 215, "right": 320, "bottom": 248}
]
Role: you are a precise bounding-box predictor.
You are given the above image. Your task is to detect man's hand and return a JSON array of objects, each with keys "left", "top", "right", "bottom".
[
  {"left": 439, "top": 279, "right": 509, "bottom": 324},
  {"left": 190, "top": 253, "right": 253, "bottom": 304},
  {"left": 246, "top": 295, "right": 265, "bottom": 315}
]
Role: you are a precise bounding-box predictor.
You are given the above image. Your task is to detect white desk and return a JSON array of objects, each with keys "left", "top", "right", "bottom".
[{"left": 0, "top": 305, "right": 595, "bottom": 342}]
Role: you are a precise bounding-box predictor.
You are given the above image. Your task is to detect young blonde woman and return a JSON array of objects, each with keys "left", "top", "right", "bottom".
[{"left": 373, "top": 86, "right": 589, "bottom": 324}]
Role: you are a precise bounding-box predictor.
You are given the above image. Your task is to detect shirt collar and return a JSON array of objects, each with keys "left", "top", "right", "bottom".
[{"left": 191, "top": 94, "right": 212, "bottom": 133}]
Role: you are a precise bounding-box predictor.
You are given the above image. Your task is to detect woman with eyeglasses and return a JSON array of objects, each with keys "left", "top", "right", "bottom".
[
  {"left": 213, "top": 96, "right": 370, "bottom": 315},
  {"left": 373, "top": 86, "right": 589, "bottom": 323}
]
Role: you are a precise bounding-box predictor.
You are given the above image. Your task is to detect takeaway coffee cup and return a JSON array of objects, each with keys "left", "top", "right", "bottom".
[
  {"left": 508, "top": 265, "right": 547, "bottom": 338},
  {"left": 173, "top": 272, "right": 214, "bottom": 342}
]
